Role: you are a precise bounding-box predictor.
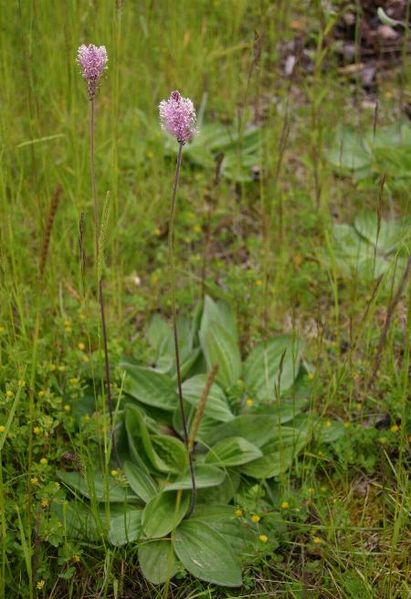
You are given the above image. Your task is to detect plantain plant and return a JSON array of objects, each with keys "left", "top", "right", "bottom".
[{"left": 57, "top": 296, "right": 311, "bottom": 587}]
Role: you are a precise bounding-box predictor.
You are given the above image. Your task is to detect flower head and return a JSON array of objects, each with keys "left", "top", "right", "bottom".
[
  {"left": 159, "top": 90, "right": 197, "bottom": 144},
  {"left": 77, "top": 44, "right": 108, "bottom": 100}
]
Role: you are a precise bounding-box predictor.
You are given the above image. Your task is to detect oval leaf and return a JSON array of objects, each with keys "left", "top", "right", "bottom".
[
  {"left": 205, "top": 437, "right": 262, "bottom": 466},
  {"left": 123, "top": 366, "right": 178, "bottom": 411},
  {"left": 173, "top": 520, "right": 242, "bottom": 587},
  {"left": 182, "top": 375, "right": 234, "bottom": 422},
  {"left": 58, "top": 470, "right": 137, "bottom": 503},
  {"left": 123, "top": 461, "right": 158, "bottom": 503},
  {"left": 243, "top": 335, "right": 302, "bottom": 400},
  {"left": 108, "top": 506, "right": 143, "bottom": 546},
  {"left": 142, "top": 491, "right": 189, "bottom": 539},
  {"left": 139, "top": 539, "right": 178, "bottom": 584},
  {"left": 164, "top": 464, "right": 225, "bottom": 491}
]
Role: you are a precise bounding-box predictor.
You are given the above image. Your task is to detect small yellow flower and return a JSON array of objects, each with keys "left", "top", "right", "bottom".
[
  {"left": 6, "top": 390, "right": 13, "bottom": 399},
  {"left": 82, "top": 355, "right": 90, "bottom": 363},
  {"left": 30, "top": 477, "right": 39, "bottom": 486},
  {"left": 251, "top": 514, "right": 261, "bottom": 523},
  {"left": 18, "top": 380, "right": 25, "bottom": 388},
  {"left": 255, "top": 279, "right": 263, "bottom": 287},
  {"left": 41, "top": 499, "right": 49, "bottom": 508},
  {"left": 312, "top": 536, "right": 323, "bottom": 544},
  {"left": 33, "top": 426, "right": 41, "bottom": 435},
  {"left": 58, "top": 365, "right": 66, "bottom": 372},
  {"left": 78, "top": 342, "right": 86, "bottom": 351},
  {"left": 307, "top": 372, "right": 315, "bottom": 381},
  {"left": 111, "top": 469, "right": 119, "bottom": 477},
  {"left": 281, "top": 501, "right": 289, "bottom": 510},
  {"left": 234, "top": 508, "right": 243, "bottom": 518},
  {"left": 390, "top": 424, "right": 399, "bottom": 433},
  {"left": 259, "top": 534, "right": 268, "bottom": 543},
  {"left": 379, "top": 437, "right": 387, "bottom": 445},
  {"left": 63, "top": 404, "right": 71, "bottom": 412},
  {"left": 72, "top": 554, "right": 81, "bottom": 563},
  {"left": 0, "top": 425, "right": 5, "bottom": 433},
  {"left": 245, "top": 398, "right": 254, "bottom": 408},
  {"left": 40, "top": 458, "right": 48, "bottom": 466},
  {"left": 38, "top": 390, "right": 46, "bottom": 398},
  {"left": 36, "top": 580, "right": 45, "bottom": 590},
  {"left": 69, "top": 378, "right": 79, "bottom": 386}
]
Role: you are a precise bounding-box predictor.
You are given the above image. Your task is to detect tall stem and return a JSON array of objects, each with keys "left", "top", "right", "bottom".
[
  {"left": 90, "top": 98, "right": 113, "bottom": 428},
  {"left": 169, "top": 142, "right": 196, "bottom": 516}
]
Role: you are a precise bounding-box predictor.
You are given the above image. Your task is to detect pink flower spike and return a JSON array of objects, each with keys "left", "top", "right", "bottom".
[
  {"left": 77, "top": 44, "right": 108, "bottom": 100},
  {"left": 159, "top": 90, "right": 197, "bottom": 144}
]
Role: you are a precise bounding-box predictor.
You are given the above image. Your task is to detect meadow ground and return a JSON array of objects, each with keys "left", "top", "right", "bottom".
[{"left": 0, "top": 1, "right": 410, "bottom": 597}]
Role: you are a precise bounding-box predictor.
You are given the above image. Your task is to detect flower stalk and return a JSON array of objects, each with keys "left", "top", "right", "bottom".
[{"left": 160, "top": 90, "right": 198, "bottom": 516}]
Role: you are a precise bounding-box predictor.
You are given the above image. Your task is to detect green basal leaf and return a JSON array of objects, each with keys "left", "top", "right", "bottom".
[
  {"left": 108, "top": 506, "right": 143, "bottom": 546},
  {"left": 354, "top": 211, "right": 411, "bottom": 254},
  {"left": 123, "top": 460, "right": 158, "bottom": 503},
  {"left": 205, "top": 436, "right": 262, "bottom": 466},
  {"left": 142, "top": 491, "right": 189, "bottom": 539},
  {"left": 191, "top": 504, "right": 254, "bottom": 556},
  {"left": 163, "top": 464, "right": 226, "bottom": 491},
  {"left": 240, "top": 426, "right": 310, "bottom": 479},
  {"left": 199, "top": 297, "right": 241, "bottom": 389},
  {"left": 138, "top": 539, "right": 179, "bottom": 585},
  {"left": 243, "top": 335, "right": 303, "bottom": 399},
  {"left": 123, "top": 365, "right": 178, "bottom": 411},
  {"left": 58, "top": 470, "right": 138, "bottom": 503},
  {"left": 199, "top": 322, "right": 241, "bottom": 389},
  {"left": 207, "top": 414, "right": 283, "bottom": 448},
  {"left": 151, "top": 435, "right": 188, "bottom": 474},
  {"left": 173, "top": 520, "right": 242, "bottom": 587},
  {"left": 182, "top": 374, "right": 234, "bottom": 422},
  {"left": 197, "top": 470, "right": 240, "bottom": 505},
  {"left": 54, "top": 500, "right": 101, "bottom": 542},
  {"left": 125, "top": 405, "right": 187, "bottom": 474}
]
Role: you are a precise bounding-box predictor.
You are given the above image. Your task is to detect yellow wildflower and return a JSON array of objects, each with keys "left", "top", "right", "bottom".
[
  {"left": 36, "top": 580, "right": 45, "bottom": 590},
  {"left": 390, "top": 424, "right": 399, "bottom": 433},
  {"left": 63, "top": 404, "right": 71, "bottom": 412},
  {"left": 40, "top": 458, "right": 48, "bottom": 466},
  {"left": 0, "top": 426, "right": 5, "bottom": 433},
  {"left": 33, "top": 426, "right": 41, "bottom": 435},
  {"left": 78, "top": 342, "right": 86, "bottom": 351},
  {"left": 30, "top": 477, "right": 39, "bottom": 486},
  {"left": 281, "top": 501, "right": 289, "bottom": 510},
  {"left": 312, "top": 536, "right": 323, "bottom": 544},
  {"left": 234, "top": 508, "right": 243, "bottom": 518},
  {"left": 251, "top": 514, "right": 261, "bottom": 523},
  {"left": 245, "top": 398, "right": 254, "bottom": 408},
  {"left": 111, "top": 469, "right": 119, "bottom": 477},
  {"left": 6, "top": 390, "right": 13, "bottom": 399},
  {"left": 259, "top": 534, "right": 268, "bottom": 543}
]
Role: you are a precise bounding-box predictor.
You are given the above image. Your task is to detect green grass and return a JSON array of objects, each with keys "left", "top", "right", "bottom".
[{"left": 0, "top": 1, "right": 410, "bottom": 597}]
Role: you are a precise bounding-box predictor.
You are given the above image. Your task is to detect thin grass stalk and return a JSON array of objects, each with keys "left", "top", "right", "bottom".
[{"left": 168, "top": 141, "right": 196, "bottom": 517}]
